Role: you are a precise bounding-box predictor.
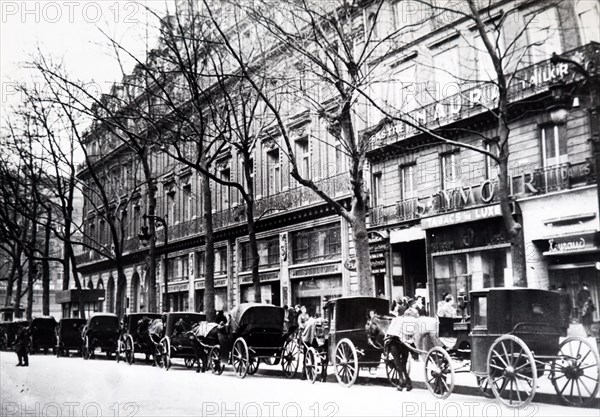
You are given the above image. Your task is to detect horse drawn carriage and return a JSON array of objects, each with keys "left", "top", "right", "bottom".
[
  {"left": 0, "top": 320, "right": 28, "bottom": 351},
  {"left": 160, "top": 312, "right": 206, "bottom": 370},
  {"left": 81, "top": 313, "right": 119, "bottom": 360},
  {"left": 56, "top": 318, "right": 86, "bottom": 357},
  {"left": 29, "top": 316, "right": 57, "bottom": 354},
  {"left": 116, "top": 313, "right": 162, "bottom": 365},
  {"left": 300, "top": 296, "right": 392, "bottom": 387},
  {"left": 373, "top": 288, "right": 600, "bottom": 408},
  {"left": 209, "top": 303, "right": 300, "bottom": 379}
]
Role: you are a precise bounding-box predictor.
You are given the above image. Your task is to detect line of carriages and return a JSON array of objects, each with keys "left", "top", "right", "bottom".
[{"left": 3, "top": 289, "right": 599, "bottom": 409}]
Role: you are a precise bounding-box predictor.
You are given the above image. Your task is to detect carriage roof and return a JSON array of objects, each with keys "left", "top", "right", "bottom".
[
  {"left": 470, "top": 287, "right": 563, "bottom": 334},
  {"left": 229, "top": 304, "right": 284, "bottom": 334},
  {"left": 86, "top": 313, "right": 119, "bottom": 329},
  {"left": 125, "top": 313, "right": 162, "bottom": 328},
  {"left": 164, "top": 312, "right": 206, "bottom": 335},
  {"left": 31, "top": 316, "right": 57, "bottom": 327},
  {"left": 57, "top": 318, "right": 86, "bottom": 332},
  {"left": 325, "top": 296, "right": 389, "bottom": 331}
]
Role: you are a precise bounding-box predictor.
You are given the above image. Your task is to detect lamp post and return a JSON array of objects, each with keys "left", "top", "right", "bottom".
[
  {"left": 138, "top": 213, "right": 170, "bottom": 313},
  {"left": 548, "top": 49, "right": 600, "bottom": 222}
]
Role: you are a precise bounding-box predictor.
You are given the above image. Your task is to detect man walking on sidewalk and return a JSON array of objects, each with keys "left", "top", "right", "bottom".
[{"left": 15, "top": 324, "right": 29, "bottom": 367}]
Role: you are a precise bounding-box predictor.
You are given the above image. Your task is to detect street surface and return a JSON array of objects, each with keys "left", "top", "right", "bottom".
[{"left": 1, "top": 352, "right": 598, "bottom": 417}]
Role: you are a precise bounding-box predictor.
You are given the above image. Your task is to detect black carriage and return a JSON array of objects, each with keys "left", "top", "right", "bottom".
[
  {"left": 0, "top": 320, "right": 28, "bottom": 351},
  {"left": 116, "top": 313, "right": 162, "bottom": 365},
  {"left": 81, "top": 313, "right": 119, "bottom": 360},
  {"left": 56, "top": 318, "right": 86, "bottom": 357},
  {"left": 422, "top": 288, "right": 600, "bottom": 408},
  {"left": 160, "top": 312, "right": 206, "bottom": 370},
  {"left": 209, "top": 303, "right": 300, "bottom": 379},
  {"left": 302, "top": 296, "right": 390, "bottom": 387},
  {"left": 29, "top": 316, "right": 57, "bottom": 354}
]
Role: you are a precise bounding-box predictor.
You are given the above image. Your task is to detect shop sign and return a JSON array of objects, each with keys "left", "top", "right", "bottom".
[
  {"left": 290, "top": 263, "right": 341, "bottom": 278},
  {"left": 168, "top": 282, "right": 189, "bottom": 293},
  {"left": 240, "top": 272, "right": 279, "bottom": 284},
  {"left": 544, "top": 232, "right": 598, "bottom": 255},
  {"left": 421, "top": 204, "right": 502, "bottom": 229},
  {"left": 194, "top": 278, "right": 228, "bottom": 290}
]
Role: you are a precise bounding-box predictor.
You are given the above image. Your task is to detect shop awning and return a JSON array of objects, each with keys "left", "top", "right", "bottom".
[{"left": 390, "top": 226, "right": 425, "bottom": 243}]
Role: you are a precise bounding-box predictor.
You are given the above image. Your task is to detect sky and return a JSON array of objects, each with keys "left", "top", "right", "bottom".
[{"left": 1, "top": 0, "right": 176, "bottom": 114}]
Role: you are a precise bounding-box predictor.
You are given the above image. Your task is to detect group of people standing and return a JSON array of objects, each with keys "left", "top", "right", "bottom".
[
  {"left": 283, "top": 305, "right": 310, "bottom": 334},
  {"left": 390, "top": 296, "right": 427, "bottom": 318}
]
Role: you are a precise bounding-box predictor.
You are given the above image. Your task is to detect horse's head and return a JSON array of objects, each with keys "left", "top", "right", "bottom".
[
  {"left": 366, "top": 315, "right": 391, "bottom": 349},
  {"left": 136, "top": 317, "right": 151, "bottom": 336}
]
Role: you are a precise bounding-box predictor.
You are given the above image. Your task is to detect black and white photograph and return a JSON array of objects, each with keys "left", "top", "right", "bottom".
[{"left": 1, "top": 0, "right": 600, "bottom": 416}]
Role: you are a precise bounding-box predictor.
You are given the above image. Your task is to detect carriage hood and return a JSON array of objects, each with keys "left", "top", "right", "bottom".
[{"left": 229, "top": 304, "right": 284, "bottom": 333}]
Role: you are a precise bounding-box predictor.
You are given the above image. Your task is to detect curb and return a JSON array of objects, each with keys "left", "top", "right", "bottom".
[{"left": 257, "top": 368, "right": 600, "bottom": 409}]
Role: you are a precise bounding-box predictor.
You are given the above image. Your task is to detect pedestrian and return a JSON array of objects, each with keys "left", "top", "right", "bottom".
[
  {"left": 556, "top": 283, "right": 573, "bottom": 334},
  {"left": 403, "top": 299, "right": 420, "bottom": 318},
  {"left": 577, "top": 283, "right": 592, "bottom": 316},
  {"left": 15, "top": 324, "right": 29, "bottom": 367},
  {"left": 297, "top": 306, "right": 309, "bottom": 332},
  {"left": 415, "top": 296, "right": 427, "bottom": 316},
  {"left": 288, "top": 305, "right": 299, "bottom": 335},
  {"left": 437, "top": 294, "right": 457, "bottom": 318},
  {"left": 581, "top": 297, "right": 596, "bottom": 337}
]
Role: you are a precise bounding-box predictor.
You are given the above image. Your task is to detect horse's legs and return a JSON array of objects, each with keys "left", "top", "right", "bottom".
[{"left": 389, "top": 340, "right": 406, "bottom": 389}]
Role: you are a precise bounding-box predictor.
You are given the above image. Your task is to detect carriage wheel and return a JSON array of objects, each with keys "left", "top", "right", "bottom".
[
  {"left": 281, "top": 338, "right": 300, "bottom": 379},
  {"left": 162, "top": 338, "right": 171, "bottom": 371},
  {"left": 385, "top": 351, "right": 400, "bottom": 388},
  {"left": 334, "top": 338, "right": 359, "bottom": 387},
  {"left": 184, "top": 358, "right": 196, "bottom": 369},
  {"left": 232, "top": 338, "right": 249, "bottom": 378},
  {"left": 209, "top": 347, "right": 224, "bottom": 375},
  {"left": 477, "top": 376, "right": 494, "bottom": 398},
  {"left": 304, "top": 347, "right": 319, "bottom": 384},
  {"left": 550, "top": 336, "right": 600, "bottom": 407},
  {"left": 125, "top": 335, "right": 135, "bottom": 365},
  {"left": 424, "top": 347, "right": 455, "bottom": 399},
  {"left": 82, "top": 337, "right": 90, "bottom": 360},
  {"left": 487, "top": 335, "right": 537, "bottom": 409},
  {"left": 247, "top": 356, "right": 260, "bottom": 375}
]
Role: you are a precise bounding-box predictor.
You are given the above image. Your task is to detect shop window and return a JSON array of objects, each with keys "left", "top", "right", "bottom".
[
  {"left": 292, "top": 225, "right": 342, "bottom": 263},
  {"left": 433, "top": 254, "right": 470, "bottom": 314}
]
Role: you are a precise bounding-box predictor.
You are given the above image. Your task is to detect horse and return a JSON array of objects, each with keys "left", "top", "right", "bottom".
[
  {"left": 366, "top": 315, "right": 441, "bottom": 391},
  {"left": 301, "top": 318, "right": 328, "bottom": 382},
  {"left": 135, "top": 317, "right": 164, "bottom": 366},
  {"left": 176, "top": 319, "right": 219, "bottom": 373}
]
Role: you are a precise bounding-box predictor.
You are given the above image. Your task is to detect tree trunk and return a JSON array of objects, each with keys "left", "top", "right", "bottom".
[
  {"left": 62, "top": 238, "right": 71, "bottom": 290},
  {"left": 243, "top": 161, "right": 261, "bottom": 304},
  {"left": 4, "top": 255, "right": 17, "bottom": 308},
  {"left": 115, "top": 269, "right": 128, "bottom": 318},
  {"left": 26, "top": 202, "right": 39, "bottom": 321},
  {"left": 42, "top": 207, "right": 52, "bottom": 316},
  {"left": 143, "top": 159, "right": 158, "bottom": 313},
  {"left": 202, "top": 171, "right": 216, "bottom": 321},
  {"left": 350, "top": 202, "right": 373, "bottom": 296},
  {"left": 67, "top": 249, "right": 84, "bottom": 319},
  {"left": 14, "top": 254, "right": 24, "bottom": 319}
]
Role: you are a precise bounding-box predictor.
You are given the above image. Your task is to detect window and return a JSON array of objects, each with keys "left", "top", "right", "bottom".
[
  {"left": 526, "top": 7, "right": 561, "bottom": 64},
  {"left": 196, "top": 251, "right": 206, "bottom": 277},
  {"left": 166, "top": 188, "right": 176, "bottom": 222},
  {"left": 576, "top": 0, "right": 600, "bottom": 43},
  {"left": 121, "top": 210, "right": 129, "bottom": 238},
  {"left": 440, "top": 152, "right": 461, "bottom": 190},
  {"left": 433, "top": 46, "right": 460, "bottom": 98},
  {"left": 335, "top": 141, "right": 347, "bottom": 174},
  {"left": 241, "top": 237, "right": 280, "bottom": 271},
  {"left": 541, "top": 124, "right": 568, "bottom": 167},
  {"left": 400, "top": 164, "right": 417, "bottom": 200},
  {"left": 220, "top": 168, "right": 231, "bottom": 211},
  {"left": 393, "top": 65, "right": 419, "bottom": 113},
  {"left": 295, "top": 137, "right": 310, "bottom": 180},
  {"left": 372, "top": 172, "right": 382, "bottom": 207},
  {"left": 292, "top": 225, "right": 342, "bottom": 263},
  {"left": 215, "top": 247, "right": 227, "bottom": 275},
  {"left": 474, "top": 30, "right": 505, "bottom": 81},
  {"left": 266, "top": 148, "right": 280, "bottom": 195},
  {"left": 182, "top": 184, "right": 192, "bottom": 221}
]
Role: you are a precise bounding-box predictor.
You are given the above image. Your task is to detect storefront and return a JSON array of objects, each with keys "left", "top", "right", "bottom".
[
  {"left": 422, "top": 205, "right": 511, "bottom": 316},
  {"left": 167, "top": 281, "right": 189, "bottom": 312},
  {"left": 194, "top": 277, "right": 229, "bottom": 312},
  {"left": 239, "top": 271, "right": 280, "bottom": 306},
  {"left": 290, "top": 263, "right": 343, "bottom": 317},
  {"left": 389, "top": 224, "right": 427, "bottom": 302}
]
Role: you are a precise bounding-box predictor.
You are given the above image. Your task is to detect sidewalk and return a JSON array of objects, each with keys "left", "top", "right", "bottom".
[{"left": 255, "top": 336, "right": 600, "bottom": 409}]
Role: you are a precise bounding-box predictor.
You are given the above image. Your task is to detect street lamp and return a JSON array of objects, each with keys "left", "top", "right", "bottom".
[
  {"left": 548, "top": 50, "right": 600, "bottom": 219},
  {"left": 138, "top": 213, "right": 170, "bottom": 313}
]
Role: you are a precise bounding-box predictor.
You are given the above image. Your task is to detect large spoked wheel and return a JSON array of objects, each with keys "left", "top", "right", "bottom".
[
  {"left": 550, "top": 336, "right": 600, "bottom": 407},
  {"left": 247, "top": 356, "right": 260, "bottom": 375},
  {"left": 477, "top": 376, "right": 494, "bottom": 398},
  {"left": 125, "top": 335, "right": 135, "bottom": 365},
  {"left": 184, "top": 358, "right": 196, "bottom": 369},
  {"left": 334, "top": 338, "right": 359, "bottom": 387},
  {"left": 82, "top": 337, "right": 91, "bottom": 360},
  {"left": 281, "top": 338, "right": 300, "bottom": 379},
  {"left": 209, "top": 346, "right": 224, "bottom": 375},
  {"left": 232, "top": 338, "right": 249, "bottom": 378},
  {"left": 162, "top": 338, "right": 171, "bottom": 371},
  {"left": 304, "top": 347, "right": 319, "bottom": 384},
  {"left": 424, "top": 347, "right": 455, "bottom": 399},
  {"left": 385, "top": 351, "right": 400, "bottom": 388},
  {"left": 487, "top": 335, "right": 537, "bottom": 409}
]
